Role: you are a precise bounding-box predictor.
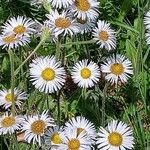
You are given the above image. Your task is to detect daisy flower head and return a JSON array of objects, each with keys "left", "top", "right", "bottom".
[
  {"left": 0, "top": 88, "right": 27, "bottom": 110},
  {"left": 44, "top": 126, "right": 64, "bottom": 149},
  {"left": 96, "top": 120, "right": 134, "bottom": 150},
  {"left": 49, "top": 0, "right": 75, "bottom": 9},
  {"left": 65, "top": 116, "right": 96, "bottom": 142},
  {"left": 1, "top": 16, "right": 35, "bottom": 37},
  {"left": 70, "top": 0, "right": 100, "bottom": 20},
  {"left": 45, "top": 10, "right": 79, "bottom": 37},
  {"left": 71, "top": 59, "right": 100, "bottom": 88},
  {"left": 29, "top": 56, "right": 66, "bottom": 93},
  {"left": 101, "top": 54, "right": 133, "bottom": 84},
  {"left": 76, "top": 17, "right": 96, "bottom": 34},
  {"left": 0, "top": 33, "right": 30, "bottom": 49},
  {"left": 57, "top": 128, "right": 91, "bottom": 150},
  {"left": 0, "top": 112, "right": 24, "bottom": 135},
  {"left": 22, "top": 110, "right": 55, "bottom": 145},
  {"left": 92, "top": 20, "right": 116, "bottom": 51}
]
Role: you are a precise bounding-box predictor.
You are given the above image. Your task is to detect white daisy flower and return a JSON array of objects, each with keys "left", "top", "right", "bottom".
[
  {"left": 45, "top": 10, "right": 79, "bottom": 37},
  {"left": 70, "top": 0, "right": 99, "bottom": 20},
  {"left": 57, "top": 128, "right": 91, "bottom": 150},
  {"left": 76, "top": 17, "right": 96, "bottom": 34},
  {"left": 44, "top": 126, "right": 64, "bottom": 149},
  {"left": 1, "top": 16, "right": 35, "bottom": 37},
  {"left": 92, "top": 20, "right": 116, "bottom": 51},
  {"left": 0, "top": 33, "right": 30, "bottom": 49},
  {"left": 29, "top": 56, "right": 66, "bottom": 93},
  {"left": 144, "top": 10, "right": 150, "bottom": 29},
  {"left": 96, "top": 120, "right": 134, "bottom": 150},
  {"left": 71, "top": 59, "right": 100, "bottom": 88},
  {"left": 49, "top": 0, "right": 74, "bottom": 8},
  {"left": 22, "top": 110, "right": 55, "bottom": 145},
  {"left": 0, "top": 112, "right": 24, "bottom": 135},
  {"left": 64, "top": 116, "right": 96, "bottom": 142},
  {"left": 0, "top": 88, "right": 27, "bottom": 110},
  {"left": 101, "top": 54, "right": 133, "bottom": 84}
]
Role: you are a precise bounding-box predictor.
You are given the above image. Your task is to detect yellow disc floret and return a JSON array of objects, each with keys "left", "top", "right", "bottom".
[
  {"left": 13, "top": 25, "right": 26, "bottom": 34},
  {"left": 41, "top": 68, "right": 55, "bottom": 81},
  {"left": 99, "top": 31, "right": 109, "bottom": 41},
  {"left": 5, "top": 93, "right": 17, "bottom": 102},
  {"left": 31, "top": 120, "right": 46, "bottom": 135},
  {"left": 75, "top": 0, "right": 90, "bottom": 11},
  {"left": 80, "top": 68, "right": 91, "bottom": 79},
  {"left": 110, "top": 63, "right": 124, "bottom": 75},
  {"left": 51, "top": 133, "right": 62, "bottom": 144},
  {"left": 68, "top": 139, "right": 80, "bottom": 150},
  {"left": 108, "top": 132, "right": 123, "bottom": 146},
  {"left": 3, "top": 35, "right": 16, "bottom": 43},
  {"left": 1, "top": 116, "right": 15, "bottom": 127},
  {"left": 55, "top": 18, "right": 71, "bottom": 28}
]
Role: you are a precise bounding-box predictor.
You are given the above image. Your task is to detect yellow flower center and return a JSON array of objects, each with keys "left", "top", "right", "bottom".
[
  {"left": 108, "top": 132, "right": 123, "bottom": 146},
  {"left": 13, "top": 25, "right": 26, "bottom": 34},
  {"left": 51, "top": 133, "right": 62, "bottom": 144},
  {"left": 77, "top": 128, "right": 85, "bottom": 136},
  {"left": 99, "top": 31, "right": 109, "bottom": 41},
  {"left": 75, "top": 0, "right": 90, "bottom": 11},
  {"left": 55, "top": 18, "right": 71, "bottom": 28},
  {"left": 5, "top": 93, "right": 17, "bottom": 102},
  {"left": 3, "top": 35, "right": 16, "bottom": 43},
  {"left": 41, "top": 68, "right": 55, "bottom": 81},
  {"left": 68, "top": 139, "right": 80, "bottom": 150},
  {"left": 110, "top": 63, "right": 124, "bottom": 75},
  {"left": 77, "top": 18, "right": 87, "bottom": 24},
  {"left": 80, "top": 68, "right": 91, "bottom": 79},
  {"left": 31, "top": 120, "right": 46, "bottom": 135},
  {"left": 1, "top": 116, "right": 15, "bottom": 127}
]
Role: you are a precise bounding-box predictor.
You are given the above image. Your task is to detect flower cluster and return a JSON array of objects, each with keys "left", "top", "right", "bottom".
[
  {"left": 29, "top": 55, "right": 133, "bottom": 93},
  {"left": 0, "top": 16, "right": 36, "bottom": 49},
  {"left": 0, "top": 113, "right": 134, "bottom": 149}
]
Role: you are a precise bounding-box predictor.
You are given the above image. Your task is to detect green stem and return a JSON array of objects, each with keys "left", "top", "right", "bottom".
[
  {"left": 56, "top": 91, "right": 61, "bottom": 125},
  {"left": 8, "top": 49, "right": 15, "bottom": 116},
  {"left": 14, "top": 39, "right": 45, "bottom": 76},
  {"left": 102, "top": 83, "right": 108, "bottom": 126},
  {"left": 60, "top": 40, "right": 95, "bottom": 47},
  {"left": 55, "top": 41, "right": 61, "bottom": 60}
]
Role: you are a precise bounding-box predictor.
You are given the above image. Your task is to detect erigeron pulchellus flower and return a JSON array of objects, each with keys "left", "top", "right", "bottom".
[
  {"left": 57, "top": 128, "right": 91, "bottom": 150},
  {"left": 49, "top": 0, "right": 74, "bottom": 8},
  {"left": 92, "top": 20, "right": 116, "bottom": 51},
  {"left": 101, "top": 54, "right": 133, "bottom": 84},
  {"left": 96, "top": 120, "right": 134, "bottom": 150},
  {"left": 0, "top": 88, "right": 27, "bottom": 110},
  {"left": 45, "top": 10, "right": 79, "bottom": 37},
  {"left": 22, "top": 110, "right": 55, "bottom": 145},
  {"left": 0, "top": 112, "right": 24, "bottom": 135},
  {"left": 71, "top": 59, "right": 100, "bottom": 88},
  {"left": 44, "top": 126, "right": 64, "bottom": 149},
  {"left": 0, "top": 33, "right": 30, "bottom": 49},
  {"left": 1, "top": 16, "right": 35, "bottom": 37},
  {"left": 76, "top": 17, "right": 96, "bottom": 34},
  {"left": 64, "top": 116, "right": 96, "bottom": 142},
  {"left": 29, "top": 56, "right": 66, "bottom": 93},
  {"left": 71, "top": 0, "right": 99, "bottom": 20}
]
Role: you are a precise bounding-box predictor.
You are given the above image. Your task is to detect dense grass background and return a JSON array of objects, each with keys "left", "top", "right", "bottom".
[{"left": 0, "top": 0, "right": 150, "bottom": 149}]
